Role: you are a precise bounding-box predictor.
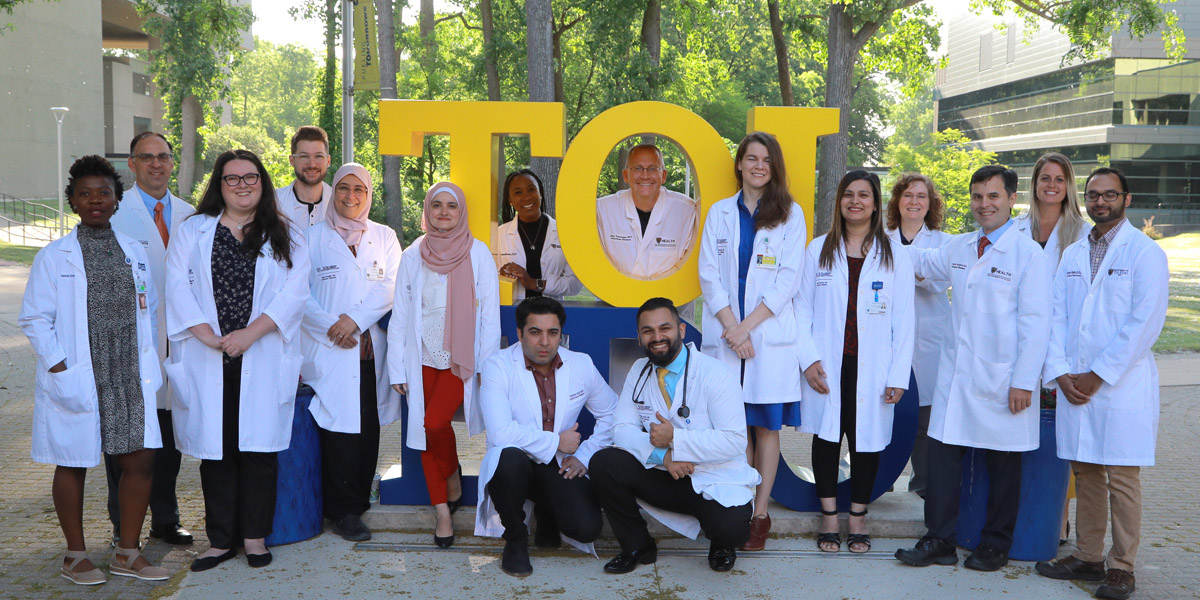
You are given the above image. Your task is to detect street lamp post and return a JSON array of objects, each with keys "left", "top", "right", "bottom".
[{"left": 50, "top": 107, "right": 69, "bottom": 237}]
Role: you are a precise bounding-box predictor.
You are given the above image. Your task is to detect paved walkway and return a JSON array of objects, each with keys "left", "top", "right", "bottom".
[{"left": 0, "top": 262, "right": 1196, "bottom": 599}]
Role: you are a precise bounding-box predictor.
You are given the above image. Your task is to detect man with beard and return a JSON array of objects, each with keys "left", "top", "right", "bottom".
[
  {"left": 589, "top": 297, "right": 759, "bottom": 573},
  {"left": 1034, "top": 168, "right": 1168, "bottom": 600},
  {"left": 276, "top": 126, "right": 333, "bottom": 228}
]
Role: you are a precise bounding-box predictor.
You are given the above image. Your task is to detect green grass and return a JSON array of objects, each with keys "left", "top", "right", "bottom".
[
  {"left": 1156, "top": 232, "right": 1200, "bottom": 353},
  {"left": 0, "top": 240, "right": 40, "bottom": 265}
]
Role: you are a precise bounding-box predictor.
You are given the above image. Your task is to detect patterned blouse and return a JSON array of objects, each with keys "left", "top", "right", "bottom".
[{"left": 211, "top": 224, "right": 256, "bottom": 364}]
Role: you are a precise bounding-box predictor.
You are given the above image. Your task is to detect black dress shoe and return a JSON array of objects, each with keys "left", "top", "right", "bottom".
[
  {"left": 895, "top": 536, "right": 958, "bottom": 567},
  {"left": 1035, "top": 555, "right": 1106, "bottom": 581},
  {"left": 333, "top": 514, "right": 372, "bottom": 542},
  {"left": 190, "top": 548, "right": 238, "bottom": 572},
  {"left": 434, "top": 533, "right": 455, "bottom": 548},
  {"left": 708, "top": 545, "right": 737, "bottom": 572},
  {"left": 603, "top": 545, "right": 657, "bottom": 574},
  {"left": 964, "top": 543, "right": 1008, "bottom": 572},
  {"left": 501, "top": 537, "right": 532, "bottom": 578},
  {"left": 150, "top": 524, "right": 194, "bottom": 545},
  {"left": 246, "top": 550, "right": 272, "bottom": 568}
]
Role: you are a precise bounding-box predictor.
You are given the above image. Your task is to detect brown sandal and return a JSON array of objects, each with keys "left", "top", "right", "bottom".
[{"left": 61, "top": 550, "right": 106, "bottom": 586}]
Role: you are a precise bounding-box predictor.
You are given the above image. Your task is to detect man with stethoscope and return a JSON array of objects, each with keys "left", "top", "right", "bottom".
[
  {"left": 589, "top": 298, "right": 760, "bottom": 574},
  {"left": 595, "top": 144, "right": 697, "bottom": 279},
  {"left": 895, "top": 165, "right": 1052, "bottom": 573},
  {"left": 104, "top": 131, "right": 196, "bottom": 547},
  {"left": 1034, "top": 168, "right": 1169, "bottom": 600}
]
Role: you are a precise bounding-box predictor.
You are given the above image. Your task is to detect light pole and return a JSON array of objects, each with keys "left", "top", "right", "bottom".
[{"left": 50, "top": 107, "right": 69, "bottom": 236}]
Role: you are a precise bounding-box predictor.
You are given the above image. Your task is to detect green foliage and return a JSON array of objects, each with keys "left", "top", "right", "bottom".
[
  {"left": 228, "top": 38, "right": 320, "bottom": 143},
  {"left": 886, "top": 128, "right": 997, "bottom": 234},
  {"left": 201, "top": 123, "right": 292, "bottom": 186},
  {"left": 135, "top": 0, "right": 254, "bottom": 148}
]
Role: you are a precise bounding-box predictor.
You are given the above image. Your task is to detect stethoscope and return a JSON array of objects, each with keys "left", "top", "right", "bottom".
[{"left": 631, "top": 347, "right": 691, "bottom": 419}]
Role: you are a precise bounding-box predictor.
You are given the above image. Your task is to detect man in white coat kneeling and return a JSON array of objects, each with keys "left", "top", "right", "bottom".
[
  {"left": 895, "top": 165, "right": 1052, "bottom": 572},
  {"left": 590, "top": 297, "right": 760, "bottom": 574},
  {"left": 1034, "top": 167, "right": 1169, "bottom": 600},
  {"left": 476, "top": 297, "right": 617, "bottom": 578}
]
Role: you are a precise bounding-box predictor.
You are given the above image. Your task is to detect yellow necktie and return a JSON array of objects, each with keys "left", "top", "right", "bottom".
[{"left": 657, "top": 367, "right": 671, "bottom": 409}]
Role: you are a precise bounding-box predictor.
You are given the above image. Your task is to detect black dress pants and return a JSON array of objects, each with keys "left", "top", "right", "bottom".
[
  {"left": 589, "top": 447, "right": 752, "bottom": 553},
  {"left": 199, "top": 359, "right": 279, "bottom": 549},
  {"left": 924, "top": 436, "right": 1023, "bottom": 552},
  {"left": 318, "top": 359, "right": 382, "bottom": 520},
  {"left": 487, "top": 447, "right": 603, "bottom": 542},
  {"left": 810, "top": 357, "right": 881, "bottom": 505},
  {"left": 105, "top": 408, "right": 184, "bottom": 530}
]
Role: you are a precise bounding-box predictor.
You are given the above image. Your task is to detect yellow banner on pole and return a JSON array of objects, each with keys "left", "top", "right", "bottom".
[{"left": 353, "top": 0, "right": 380, "bottom": 91}]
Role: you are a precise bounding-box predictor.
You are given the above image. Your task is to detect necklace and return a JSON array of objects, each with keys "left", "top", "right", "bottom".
[
  {"left": 517, "top": 216, "right": 546, "bottom": 250},
  {"left": 224, "top": 213, "right": 253, "bottom": 230}
]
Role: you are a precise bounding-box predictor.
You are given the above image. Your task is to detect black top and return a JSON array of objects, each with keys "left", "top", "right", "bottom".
[
  {"left": 211, "top": 224, "right": 257, "bottom": 364},
  {"left": 637, "top": 208, "right": 652, "bottom": 235},
  {"left": 843, "top": 255, "right": 865, "bottom": 357},
  {"left": 516, "top": 215, "right": 547, "bottom": 290},
  {"left": 899, "top": 230, "right": 913, "bottom": 246}
]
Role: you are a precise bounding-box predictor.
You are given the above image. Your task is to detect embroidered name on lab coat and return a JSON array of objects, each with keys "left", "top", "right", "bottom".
[
  {"left": 951, "top": 262, "right": 968, "bottom": 271},
  {"left": 609, "top": 234, "right": 634, "bottom": 242},
  {"left": 1066, "top": 269, "right": 1083, "bottom": 278},
  {"left": 317, "top": 264, "right": 339, "bottom": 281},
  {"left": 815, "top": 270, "right": 832, "bottom": 287}
]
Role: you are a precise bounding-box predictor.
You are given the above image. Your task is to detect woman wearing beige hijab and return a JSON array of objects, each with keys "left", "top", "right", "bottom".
[{"left": 387, "top": 182, "right": 500, "bottom": 547}]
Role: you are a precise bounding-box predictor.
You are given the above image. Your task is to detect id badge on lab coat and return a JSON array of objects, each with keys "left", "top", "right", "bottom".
[
  {"left": 755, "top": 254, "right": 778, "bottom": 269},
  {"left": 366, "top": 261, "right": 385, "bottom": 282},
  {"left": 135, "top": 277, "right": 149, "bottom": 310},
  {"left": 866, "top": 281, "right": 886, "bottom": 314}
]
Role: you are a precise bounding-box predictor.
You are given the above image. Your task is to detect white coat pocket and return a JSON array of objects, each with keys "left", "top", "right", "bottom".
[
  {"left": 968, "top": 357, "right": 1013, "bottom": 404},
  {"left": 47, "top": 363, "right": 97, "bottom": 415},
  {"left": 1101, "top": 277, "right": 1133, "bottom": 313}
]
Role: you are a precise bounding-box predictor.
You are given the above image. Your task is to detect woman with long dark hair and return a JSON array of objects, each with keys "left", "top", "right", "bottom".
[
  {"left": 796, "top": 170, "right": 915, "bottom": 553},
  {"left": 495, "top": 169, "right": 581, "bottom": 301},
  {"left": 166, "top": 149, "right": 310, "bottom": 571},
  {"left": 20, "top": 155, "right": 170, "bottom": 584},
  {"left": 698, "top": 132, "right": 807, "bottom": 551}
]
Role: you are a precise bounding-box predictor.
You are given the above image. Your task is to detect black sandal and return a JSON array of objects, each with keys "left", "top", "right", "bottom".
[
  {"left": 847, "top": 508, "right": 871, "bottom": 554},
  {"left": 817, "top": 509, "right": 841, "bottom": 553}
]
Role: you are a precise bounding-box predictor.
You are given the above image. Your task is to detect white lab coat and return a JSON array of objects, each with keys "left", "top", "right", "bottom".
[
  {"left": 596, "top": 188, "right": 697, "bottom": 279},
  {"left": 19, "top": 227, "right": 163, "bottom": 467},
  {"left": 885, "top": 226, "right": 953, "bottom": 407},
  {"left": 697, "top": 193, "right": 807, "bottom": 404},
  {"left": 1013, "top": 213, "right": 1092, "bottom": 268},
  {"left": 301, "top": 221, "right": 403, "bottom": 434},
  {"left": 910, "top": 224, "right": 1052, "bottom": 451},
  {"left": 795, "top": 236, "right": 916, "bottom": 452},
  {"left": 495, "top": 216, "right": 582, "bottom": 301},
  {"left": 610, "top": 344, "right": 761, "bottom": 539},
  {"left": 1044, "top": 224, "right": 1168, "bottom": 466},
  {"left": 474, "top": 344, "right": 617, "bottom": 538},
  {"left": 109, "top": 184, "right": 195, "bottom": 409},
  {"left": 276, "top": 181, "right": 333, "bottom": 229},
  {"left": 164, "top": 214, "right": 311, "bottom": 459},
  {"left": 385, "top": 237, "right": 501, "bottom": 451}
]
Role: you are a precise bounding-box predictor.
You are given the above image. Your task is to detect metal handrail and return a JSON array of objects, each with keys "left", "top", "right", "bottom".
[{"left": 0, "top": 193, "right": 79, "bottom": 246}]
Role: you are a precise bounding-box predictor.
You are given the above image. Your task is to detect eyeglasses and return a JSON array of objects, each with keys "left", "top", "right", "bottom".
[
  {"left": 292, "top": 153, "right": 329, "bottom": 163},
  {"left": 629, "top": 166, "right": 663, "bottom": 175},
  {"left": 134, "top": 153, "right": 173, "bottom": 163},
  {"left": 221, "top": 173, "right": 261, "bottom": 187},
  {"left": 1084, "top": 190, "right": 1128, "bottom": 203}
]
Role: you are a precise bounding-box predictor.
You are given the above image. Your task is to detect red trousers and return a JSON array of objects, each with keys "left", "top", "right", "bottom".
[{"left": 421, "top": 366, "right": 463, "bottom": 505}]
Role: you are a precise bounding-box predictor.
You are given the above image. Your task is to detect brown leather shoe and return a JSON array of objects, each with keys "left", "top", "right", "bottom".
[
  {"left": 1035, "top": 555, "right": 1107, "bottom": 581},
  {"left": 1095, "top": 568, "right": 1136, "bottom": 600},
  {"left": 740, "top": 514, "right": 771, "bottom": 551}
]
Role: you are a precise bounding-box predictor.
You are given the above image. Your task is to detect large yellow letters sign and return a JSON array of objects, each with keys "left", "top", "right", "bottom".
[{"left": 379, "top": 100, "right": 838, "bottom": 307}]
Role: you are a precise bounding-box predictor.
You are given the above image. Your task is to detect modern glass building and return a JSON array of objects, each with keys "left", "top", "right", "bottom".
[{"left": 935, "top": 4, "right": 1200, "bottom": 226}]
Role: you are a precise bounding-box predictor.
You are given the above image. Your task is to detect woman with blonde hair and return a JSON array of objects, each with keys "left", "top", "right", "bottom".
[{"left": 1013, "top": 152, "right": 1091, "bottom": 264}]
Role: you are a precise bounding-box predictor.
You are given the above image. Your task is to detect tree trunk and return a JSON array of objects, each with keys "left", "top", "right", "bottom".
[
  {"left": 378, "top": 0, "right": 404, "bottom": 241},
  {"left": 641, "top": 0, "right": 661, "bottom": 97},
  {"left": 319, "top": 0, "right": 340, "bottom": 164},
  {"left": 178, "top": 94, "right": 201, "bottom": 200},
  {"left": 419, "top": 0, "right": 435, "bottom": 69},
  {"left": 526, "top": 0, "right": 558, "bottom": 214},
  {"left": 768, "top": 0, "right": 794, "bottom": 107},
  {"left": 552, "top": 24, "right": 565, "bottom": 103},
  {"left": 815, "top": 3, "right": 856, "bottom": 235},
  {"left": 481, "top": 0, "right": 500, "bottom": 102}
]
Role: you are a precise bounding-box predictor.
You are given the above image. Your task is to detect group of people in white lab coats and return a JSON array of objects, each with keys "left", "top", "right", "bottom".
[{"left": 21, "top": 124, "right": 1168, "bottom": 597}]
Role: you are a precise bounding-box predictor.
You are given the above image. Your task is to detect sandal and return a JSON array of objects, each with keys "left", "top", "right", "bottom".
[
  {"left": 61, "top": 550, "right": 106, "bottom": 586},
  {"left": 111, "top": 546, "right": 170, "bottom": 581},
  {"left": 817, "top": 509, "right": 841, "bottom": 553},
  {"left": 847, "top": 508, "right": 871, "bottom": 554}
]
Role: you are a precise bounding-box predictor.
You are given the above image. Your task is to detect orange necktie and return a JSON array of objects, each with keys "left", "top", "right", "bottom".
[{"left": 153, "top": 201, "right": 169, "bottom": 247}]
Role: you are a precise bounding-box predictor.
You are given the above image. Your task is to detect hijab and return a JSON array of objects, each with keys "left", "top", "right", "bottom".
[
  {"left": 326, "top": 163, "right": 373, "bottom": 248},
  {"left": 420, "top": 182, "right": 477, "bottom": 380}
]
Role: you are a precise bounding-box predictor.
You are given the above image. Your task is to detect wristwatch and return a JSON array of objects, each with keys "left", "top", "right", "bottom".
[{"left": 536, "top": 279, "right": 546, "bottom": 291}]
